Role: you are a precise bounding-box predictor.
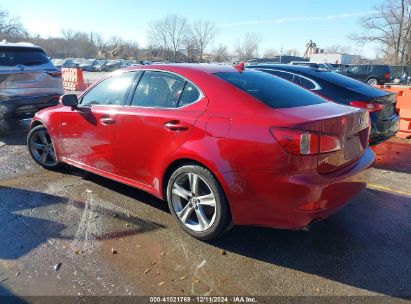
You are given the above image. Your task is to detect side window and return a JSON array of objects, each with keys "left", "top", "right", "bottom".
[
  {"left": 372, "top": 65, "right": 384, "bottom": 74},
  {"left": 131, "top": 71, "right": 185, "bottom": 108},
  {"left": 81, "top": 72, "right": 136, "bottom": 106},
  {"left": 358, "top": 65, "right": 370, "bottom": 73},
  {"left": 266, "top": 70, "right": 295, "bottom": 82},
  {"left": 348, "top": 66, "right": 359, "bottom": 74},
  {"left": 297, "top": 76, "right": 317, "bottom": 90},
  {"left": 178, "top": 82, "right": 201, "bottom": 107}
]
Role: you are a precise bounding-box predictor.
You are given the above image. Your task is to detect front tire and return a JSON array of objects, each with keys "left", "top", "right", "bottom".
[
  {"left": 167, "top": 165, "right": 231, "bottom": 240},
  {"left": 27, "top": 125, "right": 60, "bottom": 169}
]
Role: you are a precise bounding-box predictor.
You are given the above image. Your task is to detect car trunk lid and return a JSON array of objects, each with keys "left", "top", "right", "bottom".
[{"left": 271, "top": 103, "right": 370, "bottom": 174}]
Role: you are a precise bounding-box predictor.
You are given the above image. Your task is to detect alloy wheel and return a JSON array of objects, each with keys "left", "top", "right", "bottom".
[
  {"left": 171, "top": 172, "right": 217, "bottom": 232},
  {"left": 367, "top": 78, "right": 378, "bottom": 86},
  {"left": 29, "top": 129, "right": 58, "bottom": 167}
]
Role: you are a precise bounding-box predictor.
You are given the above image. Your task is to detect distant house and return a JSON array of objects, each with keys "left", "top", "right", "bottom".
[{"left": 310, "top": 53, "right": 362, "bottom": 65}]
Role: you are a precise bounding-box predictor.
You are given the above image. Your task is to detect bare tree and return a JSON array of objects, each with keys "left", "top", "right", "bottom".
[
  {"left": 184, "top": 36, "right": 198, "bottom": 62},
  {"left": 352, "top": 0, "right": 411, "bottom": 64},
  {"left": 235, "top": 33, "right": 261, "bottom": 61},
  {"left": 90, "top": 32, "right": 107, "bottom": 57},
  {"left": 121, "top": 40, "right": 139, "bottom": 59},
  {"left": 190, "top": 20, "right": 217, "bottom": 61},
  {"left": 284, "top": 48, "right": 300, "bottom": 56},
  {"left": 148, "top": 14, "right": 189, "bottom": 61},
  {"left": 0, "top": 7, "right": 27, "bottom": 41},
  {"left": 212, "top": 44, "right": 230, "bottom": 62},
  {"left": 263, "top": 49, "right": 279, "bottom": 58},
  {"left": 325, "top": 44, "right": 352, "bottom": 54}
]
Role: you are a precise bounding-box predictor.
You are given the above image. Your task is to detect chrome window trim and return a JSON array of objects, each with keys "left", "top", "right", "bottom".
[{"left": 258, "top": 68, "right": 322, "bottom": 91}]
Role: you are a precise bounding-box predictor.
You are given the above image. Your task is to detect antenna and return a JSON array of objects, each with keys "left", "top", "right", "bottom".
[{"left": 234, "top": 62, "right": 245, "bottom": 72}]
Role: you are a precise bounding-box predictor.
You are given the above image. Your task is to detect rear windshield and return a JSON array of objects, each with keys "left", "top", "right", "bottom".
[
  {"left": 214, "top": 70, "right": 326, "bottom": 109},
  {"left": 314, "top": 70, "right": 377, "bottom": 89},
  {"left": 0, "top": 47, "right": 49, "bottom": 66}
]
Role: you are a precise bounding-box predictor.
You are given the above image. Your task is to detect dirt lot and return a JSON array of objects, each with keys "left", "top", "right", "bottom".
[{"left": 0, "top": 121, "right": 410, "bottom": 302}]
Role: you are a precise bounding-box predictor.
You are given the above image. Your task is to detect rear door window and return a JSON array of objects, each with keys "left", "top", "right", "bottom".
[
  {"left": 131, "top": 71, "right": 186, "bottom": 108},
  {"left": 215, "top": 70, "right": 326, "bottom": 109},
  {"left": 0, "top": 47, "right": 50, "bottom": 66},
  {"left": 358, "top": 65, "right": 370, "bottom": 73},
  {"left": 178, "top": 82, "right": 201, "bottom": 107}
]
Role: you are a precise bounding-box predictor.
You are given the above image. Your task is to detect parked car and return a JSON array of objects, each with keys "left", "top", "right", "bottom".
[
  {"left": 78, "top": 59, "right": 99, "bottom": 72},
  {"left": 51, "top": 58, "right": 77, "bottom": 70},
  {"left": 0, "top": 41, "right": 64, "bottom": 121},
  {"left": 103, "top": 60, "right": 123, "bottom": 71},
  {"left": 73, "top": 58, "right": 85, "bottom": 67},
  {"left": 92, "top": 59, "right": 106, "bottom": 72},
  {"left": 121, "top": 60, "right": 134, "bottom": 68},
  {"left": 338, "top": 64, "right": 393, "bottom": 85},
  {"left": 27, "top": 64, "right": 374, "bottom": 240},
  {"left": 248, "top": 64, "right": 399, "bottom": 145}
]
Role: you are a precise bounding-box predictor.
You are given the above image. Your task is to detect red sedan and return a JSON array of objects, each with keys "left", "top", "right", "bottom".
[{"left": 27, "top": 64, "right": 375, "bottom": 240}]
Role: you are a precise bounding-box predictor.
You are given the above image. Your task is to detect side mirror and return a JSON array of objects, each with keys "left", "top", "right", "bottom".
[{"left": 60, "top": 94, "right": 78, "bottom": 107}]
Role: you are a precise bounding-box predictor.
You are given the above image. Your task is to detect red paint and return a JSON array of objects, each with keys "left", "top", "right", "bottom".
[{"left": 31, "top": 64, "right": 375, "bottom": 230}]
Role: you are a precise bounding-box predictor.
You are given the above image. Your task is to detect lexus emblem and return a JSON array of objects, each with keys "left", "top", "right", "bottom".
[
  {"left": 359, "top": 116, "right": 364, "bottom": 126},
  {"left": 16, "top": 64, "right": 24, "bottom": 71}
]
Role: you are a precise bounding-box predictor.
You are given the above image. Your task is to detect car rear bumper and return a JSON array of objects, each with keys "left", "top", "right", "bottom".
[
  {"left": 369, "top": 114, "right": 400, "bottom": 145},
  {"left": 224, "top": 148, "right": 375, "bottom": 229},
  {"left": 0, "top": 94, "right": 60, "bottom": 120}
]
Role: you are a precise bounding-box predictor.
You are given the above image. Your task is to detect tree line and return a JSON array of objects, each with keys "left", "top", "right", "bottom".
[
  {"left": 0, "top": 6, "right": 266, "bottom": 62},
  {"left": 3, "top": 2, "right": 405, "bottom": 63},
  {"left": 353, "top": 0, "right": 411, "bottom": 65}
]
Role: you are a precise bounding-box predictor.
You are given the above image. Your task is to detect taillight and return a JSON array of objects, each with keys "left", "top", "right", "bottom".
[
  {"left": 270, "top": 128, "right": 341, "bottom": 155},
  {"left": 47, "top": 71, "right": 62, "bottom": 78},
  {"left": 350, "top": 101, "right": 384, "bottom": 112},
  {"left": 384, "top": 72, "right": 391, "bottom": 79}
]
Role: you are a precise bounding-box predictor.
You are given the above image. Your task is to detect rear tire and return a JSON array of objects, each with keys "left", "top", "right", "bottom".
[
  {"left": 367, "top": 78, "right": 378, "bottom": 86},
  {"left": 27, "top": 125, "right": 61, "bottom": 170},
  {"left": 166, "top": 165, "right": 231, "bottom": 240}
]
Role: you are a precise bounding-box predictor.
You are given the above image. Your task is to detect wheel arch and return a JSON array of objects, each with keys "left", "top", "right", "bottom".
[
  {"left": 30, "top": 119, "right": 44, "bottom": 129},
  {"left": 161, "top": 157, "right": 232, "bottom": 209},
  {"left": 367, "top": 76, "right": 378, "bottom": 84}
]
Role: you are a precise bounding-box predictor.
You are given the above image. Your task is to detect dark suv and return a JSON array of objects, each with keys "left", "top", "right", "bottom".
[{"left": 339, "top": 64, "right": 393, "bottom": 86}]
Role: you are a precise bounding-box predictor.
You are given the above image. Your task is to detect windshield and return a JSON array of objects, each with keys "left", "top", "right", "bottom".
[
  {"left": 214, "top": 70, "right": 326, "bottom": 109},
  {"left": 0, "top": 47, "right": 49, "bottom": 66}
]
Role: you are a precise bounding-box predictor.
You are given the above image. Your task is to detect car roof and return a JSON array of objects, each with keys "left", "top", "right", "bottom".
[
  {"left": 125, "top": 63, "right": 241, "bottom": 74},
  {"left": 0, "top": 41, "right": 42, "bottom": 49},
  {"left": 249, "top": 64, "right": 321, "bottom": 73}
]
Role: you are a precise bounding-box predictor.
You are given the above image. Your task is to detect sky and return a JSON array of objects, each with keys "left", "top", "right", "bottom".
[{"left": 1, "top": 0, "right": 382, "bottom": 58}]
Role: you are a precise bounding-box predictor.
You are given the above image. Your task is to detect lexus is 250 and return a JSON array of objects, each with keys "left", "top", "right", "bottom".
[{"left": 28, "top": 64, "right": 375, "bottom": 240}]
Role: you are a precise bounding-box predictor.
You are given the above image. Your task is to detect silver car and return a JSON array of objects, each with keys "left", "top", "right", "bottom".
[{"left": 0, "top": 41, "right": 64, "bottom": 120}]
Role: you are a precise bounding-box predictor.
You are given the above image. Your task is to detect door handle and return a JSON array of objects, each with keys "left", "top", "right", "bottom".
[
  {"left": 164, "top": 120, "right": 188, "bottom": 131},
  {"left": 100, "top": 117, "right": 116, "bottom": 124}
]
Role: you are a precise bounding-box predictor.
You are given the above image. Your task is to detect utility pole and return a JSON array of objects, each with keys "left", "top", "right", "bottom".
[{"left": 279, "top": 45, "right": 283, "bottom": 63}]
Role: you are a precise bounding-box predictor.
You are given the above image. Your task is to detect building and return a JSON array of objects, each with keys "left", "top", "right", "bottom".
[
  {"left": 247, "top": 55, "right": 308, "bottom": 65},
  {"left": 310, "top": 53, "right": 362, "bottom": 65}
]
